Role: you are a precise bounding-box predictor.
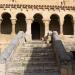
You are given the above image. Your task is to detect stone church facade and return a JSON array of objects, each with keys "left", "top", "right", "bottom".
[
  {"left": 0, "top": 0, "right": 75, "bottom": 41},
  {"left": 0, "top": 1, "right": 75, "bottom": 75}
]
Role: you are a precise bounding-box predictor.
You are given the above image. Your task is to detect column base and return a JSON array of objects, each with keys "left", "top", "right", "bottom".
[
  {"left": 60, "top": 33, "right": 63, "bottom": 35},
  {"left": 45, "top": 32, "right": 48, "bottom": 36},
  {"left": 11, "top": 33, "right": 16, "bottom": 36},
  {"left": 25, "top": 33, "right": 32, "bottom": 41}
]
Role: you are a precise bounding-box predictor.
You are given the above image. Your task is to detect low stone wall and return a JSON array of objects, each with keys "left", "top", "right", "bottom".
[
  {"left": 52, "top": 31, "right": 72, "bottom": 75},
  {"left": 52, "top": 31, "right": 71, "bottom": 63},
  {"left": 0, "top": 31, "right": 25, "bottom": 75}
]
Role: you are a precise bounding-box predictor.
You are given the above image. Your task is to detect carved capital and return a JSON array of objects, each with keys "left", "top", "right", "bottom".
[{"left": 11, "top": 19, "right": 16, "bottom": 25}]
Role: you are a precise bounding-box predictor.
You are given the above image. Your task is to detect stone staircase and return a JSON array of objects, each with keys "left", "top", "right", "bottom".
[{"left": 6, "top": 40, "right": 60, "bottom": 75}]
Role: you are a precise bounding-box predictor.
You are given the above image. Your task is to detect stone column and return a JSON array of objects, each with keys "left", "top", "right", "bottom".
[
  {"left": 0, "top": 19, "right": 2, "bottom": 34},
  {"left": 73, "top": 18, "right": 75, "bottom": 35},
  {"left": 43, "top": 20, "right": 50, "bottom": 36},
  {"left": 26, "top": 19, "right": 32, "bottom": 41},
  {"left": 60, "top": 17, "right": 64, "bottom": 35},
  {"left": 11, "top": 19, "right": 16, "bottom": 35}
]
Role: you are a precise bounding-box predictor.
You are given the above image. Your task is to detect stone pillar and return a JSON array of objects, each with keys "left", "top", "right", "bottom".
[
  {"left": 11, "top": 19, "right": 16, "bottom": 35},
  {"left": 43, "top": 20, "right": 50, "bottom": 36},
  {"left": 26, "top": 19, "right": 32, "bottom": 41},
  {"left": 73, "top": 18, "right": 75, "bottom": 35},
  {"left": 60, "top": 17, "right": 64, "bottom": 35},
  {"left": 0, "top": 19, "right": 2, "bottom": 34}
]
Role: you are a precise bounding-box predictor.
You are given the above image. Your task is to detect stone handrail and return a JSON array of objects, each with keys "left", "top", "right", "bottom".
[
  {"left": 52, "top": 31, "right": 72, "bottom": 75},
  {"left": 52, "top": 31, "right": 71, "bottom": 64},
  {"left": 0, "top": 31, "right": 25, "bottom": 64}
]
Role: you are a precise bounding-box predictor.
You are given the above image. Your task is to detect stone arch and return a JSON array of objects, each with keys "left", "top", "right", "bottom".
[
  {"left": 1, "top": 12, "right": 12, "bottom": 34},
  {"left": 49, "top": 14, "right": 60, "bottom": 34},
  {"left": 63, "top": 14, "right": 74, "bottom": 35},
  {"left": 15, "top": 13, "right": 27, "bottom": 34},
  {"left": 31, "top": 13, "right": 45, "bottom": 40}
]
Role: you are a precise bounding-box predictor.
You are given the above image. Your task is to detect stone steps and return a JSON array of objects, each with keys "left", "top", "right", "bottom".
[
  {"left": 17, "top": 48, "right": 53, "bottom": 53},
  {"left": 7, "top": 66, "right": 58, "bottom": 73},
  {"left": 8, "top": 60, "right": 57, "bottom": 64},
  {"left": 11, "top": 57, "right": 56, "bottom": 62},
  {"left": 7, "top": 71, "right": 59, "bottom": 75},
  {"left": 7, "top": 62, "right": 57, "bottom": 67},
  {"left": 7, "top": 41, "right": 59, "bottom": 75},
  {"left": 13, "top": 53, "right": 55, "bottom": 58},
  {"left": 24, "top": 41, "right": 46, "bottom": 44},
  {"left": 15, "top": 49, "right": 53, "bottom": 53},
  {"left": 22, "top": 45, "right": 49, "bottom": 48},
  {"left": 20, "top": 47, "right": 53, "bottom": 50},
  {"left": 8, "top": 60, "right": 57, "bottom": 68},
  {"left": 22, "top": 41, "right": 51, "bottom": 47}
]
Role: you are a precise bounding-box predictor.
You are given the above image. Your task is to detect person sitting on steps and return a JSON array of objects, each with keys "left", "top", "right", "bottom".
[{"left": 41, "top": 31, "right": 52, "bottom": 44}]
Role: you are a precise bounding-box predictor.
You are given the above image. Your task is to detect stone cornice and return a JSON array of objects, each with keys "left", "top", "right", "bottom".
[{"left": 0, "top": 4, "right": 75, "bottom": 10}]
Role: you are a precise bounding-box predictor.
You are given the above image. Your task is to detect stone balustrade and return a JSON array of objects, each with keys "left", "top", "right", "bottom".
[
  {"left": 52, "top": 31, "right": 71, "bottom": 63},
  {"left": 52, "top": 31, "right": 72, "bottom": 75},
  {"left": 0, "top": 31, "right": 26, "bottom": 75},
  {"left": 0, "top": 31, "right": 25, "bottom": 75},
  {"left": 0, "top": 31, "right": 25, "bottom": 63}
]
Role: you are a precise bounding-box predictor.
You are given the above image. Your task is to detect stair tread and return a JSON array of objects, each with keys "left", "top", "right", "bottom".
[
  {"left": 7, "top": 41, "right": 58, "bottom": 75},
  {"left": 8, "top": 61, "right": 57, "bottom": 67},
  {"left": 8, "top": 66, "right": 58, "bottom": 73},
  {"left": 8, "top": 72, "right": 59, "bottom": 75},
  {"left": 13, "top": 55, "right": 55, "bottom": 58}
]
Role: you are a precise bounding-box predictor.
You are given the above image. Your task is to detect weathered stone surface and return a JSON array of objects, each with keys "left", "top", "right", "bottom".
[
  {"left": 0, "top": 31, "right": 25, "bottom": 63},
  {"left": 0, "top": 64, "right": 5, "bottom": 75},
  {"left": 60, "top": 35, "right": 75, "bottom": 52},
  {"left": 6, "top": 40, "right": 59, "bottom": 75},
  {"left": 52, "top": 31, "right": 71, "bottom": 63}
]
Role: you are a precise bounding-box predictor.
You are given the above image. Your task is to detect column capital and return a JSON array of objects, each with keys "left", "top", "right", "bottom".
[
  {"left": 43, "top": 20, "right": 50, "bottom": 25},
  {"left": 60, "top": 17, "right": 64, "bottom": 26},
  {"left": 26, "top": 19, "right": 33, "bottom": 23},
  {"left": 0, "top": 19, "right": 2, "bottom": 34},
  {"left": 43, "top": 19, "right": 50, "bottom": 22},
  {"left": 11, "top": 19, "right": 16, "bottom": 24}
]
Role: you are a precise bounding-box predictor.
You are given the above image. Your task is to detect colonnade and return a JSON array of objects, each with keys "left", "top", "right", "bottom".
[{"left": 0, "top": 12, "right": 74, "bottom": 40}]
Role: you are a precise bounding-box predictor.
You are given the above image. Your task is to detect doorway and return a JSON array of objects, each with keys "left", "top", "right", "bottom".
[{"left": 31, "top": 22, "right": 40, "bottom": 40}]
